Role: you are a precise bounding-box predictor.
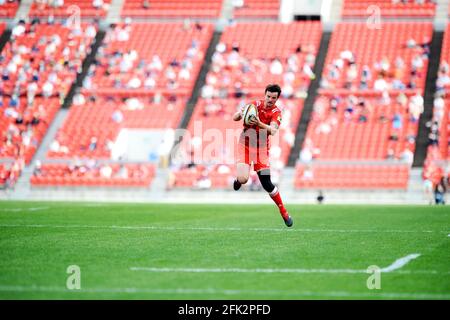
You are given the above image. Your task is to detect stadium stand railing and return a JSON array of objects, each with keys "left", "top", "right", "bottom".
[
  {"left": 120, "top": 0, "right": 223, "bottom": 18},
  {"left": 232, "top": 0, "right": 280, "bottom": 19},
  {"left": 29, "top": 0, "right": 112, "bottom": 18},
  {"left": 341, "top": 0, "right": 437, "bottom": 18},
  {"left": 30, "top": 162, "right": 155, "bottom": 187}
]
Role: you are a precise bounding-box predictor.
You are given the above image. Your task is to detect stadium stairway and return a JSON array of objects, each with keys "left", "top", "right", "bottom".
[
  {"left": 0, "top": 28, "right": 11, "bottom": 53},
  {"left": 176, "top": 30, "right": 223, "bottom": 130},
  {"left": 105, "top": 0, "right": 125, "bottom": 25},
  {"left": 287, "top": 31, "right": 332, "bottom": 167},
  {"left": 62, "top": 30, "right": 106, "bottom": 109},
  {"left": 413, "top": 30, "right": 444, "bottom": 167},
  {"left": 326, "top": 0, "right": 343, "bottom": 30},
  {"left": 434, "top": 0, "right": 450, "bottom": 30},
  {"left": 12, "top": 0, "right": 32, "bottom": 22}
]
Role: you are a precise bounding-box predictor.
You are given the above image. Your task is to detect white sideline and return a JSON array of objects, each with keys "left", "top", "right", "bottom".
[
  {"left": 380, "top": 254, "right": 421, "bottom": 273},
  {"left": 0, "top": 285, "right": 449, "bottom": 299},
  {"left": 131, "top": 254, "right": 446, "bottom": 275},
  {"left": 0, "top": 223, "right": 446, "bottom": 234}
]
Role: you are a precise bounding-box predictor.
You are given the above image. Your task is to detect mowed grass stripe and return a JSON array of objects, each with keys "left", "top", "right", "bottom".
[
  {"left": 0, "top": 285, "right": 449, "bottom": 299},
  {"left": 0, "top": 202, "right": 449, "bottom": 299},
  {"left": 0, "top": 224, "right": 447, "bottom": 234}
]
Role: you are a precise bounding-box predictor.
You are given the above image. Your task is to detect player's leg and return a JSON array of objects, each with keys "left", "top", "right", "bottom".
[
  {"left": 257, "top": 168, "right": 293, "bottom": 227},
  {"left": 234, "top": 140, "right": 251, "bottom": 191},
  {"left": 233, "top": 163, "right": 250, "bottom": 190}
]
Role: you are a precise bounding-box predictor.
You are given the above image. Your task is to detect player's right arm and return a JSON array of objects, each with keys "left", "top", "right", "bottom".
[{"left": 233, "top": 104, "right": 245, "bottom": 121}]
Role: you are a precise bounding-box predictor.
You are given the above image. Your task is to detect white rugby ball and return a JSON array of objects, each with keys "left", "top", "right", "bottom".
[{"left": 243, "top": 103, "right": 258, "bottom": 125}]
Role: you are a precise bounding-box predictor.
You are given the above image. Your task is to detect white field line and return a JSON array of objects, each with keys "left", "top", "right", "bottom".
[
  {"left": 0, "top": 207, "right": 49, "bottom": 212},
  {"left": 131, "top": 254, "right": 448, "bottom": 275},
  {"left": 0, "top": 285, "right": 449, "bottom": 299},
  {"left": 0, "top": 223, "right": 446, "bottom": 234},
  {"left": 380, "top": 254, "right": 421, "bottom": 272}
]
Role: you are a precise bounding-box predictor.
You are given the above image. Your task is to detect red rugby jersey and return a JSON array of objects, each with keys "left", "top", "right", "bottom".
[{"left": 240, "top": 99, "right": 282, "bottom": 149}]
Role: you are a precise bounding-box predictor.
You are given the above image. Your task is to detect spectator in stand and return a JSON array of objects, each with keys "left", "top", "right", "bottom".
[
  {"left": 408, "top": 91, "right": 424, "bottom": 123},
  {"left": 33, "top": 160, "right": 42, "bottom": 177},
  {"left": 100, "top": 164, "right": 113, "bottom": 179},
  {"left": 400, "top": 149, "right": 414, "bottom": 165},
  {"left": 195, "top": 169, "right": 211, "bottom": 190},
  {"left": 390, "top": 112, "right": 403, "bottom": 141},
  {"left": 42, "top": 81, "right": 54, "bottom": 98},
  {"left": 433, "top": 92, "right": 445, "bottom": 125},
  {"left": 374, "top": 75, "right": 389, "bottom": 91},
  {"left": 360, "top": 65, "right": 371, "bottom": 90},
  {"left": 111, "top": 108, "right": 124, "bottom": 123},
  {"left": 88, "top": 137, "right": 98, "bottom": 151},
  {"left": 93, "top": 0, "right": 104, "bottom": 9},
  {"left": 427, "top": 120, "right": 439, "bottom": 146},
  {"left": 270, "top": 58, "right": 283, "bottom": 75}
]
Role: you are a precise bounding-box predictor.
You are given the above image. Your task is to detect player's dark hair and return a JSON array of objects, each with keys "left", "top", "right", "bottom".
[{"left": 265, "top": 84, "right": 282, "bottom": 98}]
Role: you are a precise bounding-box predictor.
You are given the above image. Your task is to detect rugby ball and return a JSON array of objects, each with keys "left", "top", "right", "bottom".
[{"left": 243, "top": 103, "right": 258, "bottom": 125}]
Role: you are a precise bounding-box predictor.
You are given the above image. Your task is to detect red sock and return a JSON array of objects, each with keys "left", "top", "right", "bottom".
[{"left": 269, "top": 187, "right": 288, "bottom": 218}]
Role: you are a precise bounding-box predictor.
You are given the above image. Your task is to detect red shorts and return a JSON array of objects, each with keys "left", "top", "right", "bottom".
[{"left": 236, "top": 142, "right": 270, "bottom": 172}]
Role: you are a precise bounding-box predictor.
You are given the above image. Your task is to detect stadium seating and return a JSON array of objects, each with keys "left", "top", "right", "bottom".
[
  {"left": 210, "top": 21, "right": 321, "bottom": 96},
  {"left": 29, "top": 0, "right": 111, "bottom": 18},
  {"left": 304, "top": 22, "right": 432, "bottom": 161},
  {"left": 295, "top": 22, "right": 432, "bottom": 190},
  {"left": 83, "top": 22, "right": 213, "bottom": 97},
  {"left": 170, "top": 164, "right": 236, "bottom": 189},
  {"left": 30, "top": 163, "right": 156, "bottom": 187},
  {"left": 121, "top": 0, "right": 222, "bottom": 18},
  {"left": 321, "top": 22, "right": 433, "bottom": 93},
  {"left": 342, "top": 0, "right": 436, "bottom": 18},
  {"left": 294, "top": 163, "right": 410, "bottom": 190},
  {"left": 0, "top": 1, "right": 19, "bottom": 18},
  {"left": 170, "top": 21, "right": 320, "bottom": 189},
  {"left": 0, "top": 22, "right": 96, "bottom": 166},
  {"left": 233, "top": 0, "right": 280, "bottom": 18},
  {"left": 1, "top": 22, "right": 96, "bottom": 97},
  {"left": 0, "top": 97, "right": 61, "bottom": 164},
  {"left": 0, "top": 161, "right": 23, "bottom": 189},
  {"left": 47, "top": 95, "right": 186, "bottom": 159},
  {"left": 169, "top": 96, "right": 303, "bottom": 189},
  {"left": 304, "top": 93, "right": 420, "bottom": 160}
]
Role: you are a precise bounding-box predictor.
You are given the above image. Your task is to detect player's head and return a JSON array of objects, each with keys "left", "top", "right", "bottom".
[{"left": 264, "top": 84, "right": 281, "bottom": 107}]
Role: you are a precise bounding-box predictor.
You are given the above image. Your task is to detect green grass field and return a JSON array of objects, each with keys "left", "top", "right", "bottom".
[{"left": 0, "top": 201, "right": 449, "bottom": 299}]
